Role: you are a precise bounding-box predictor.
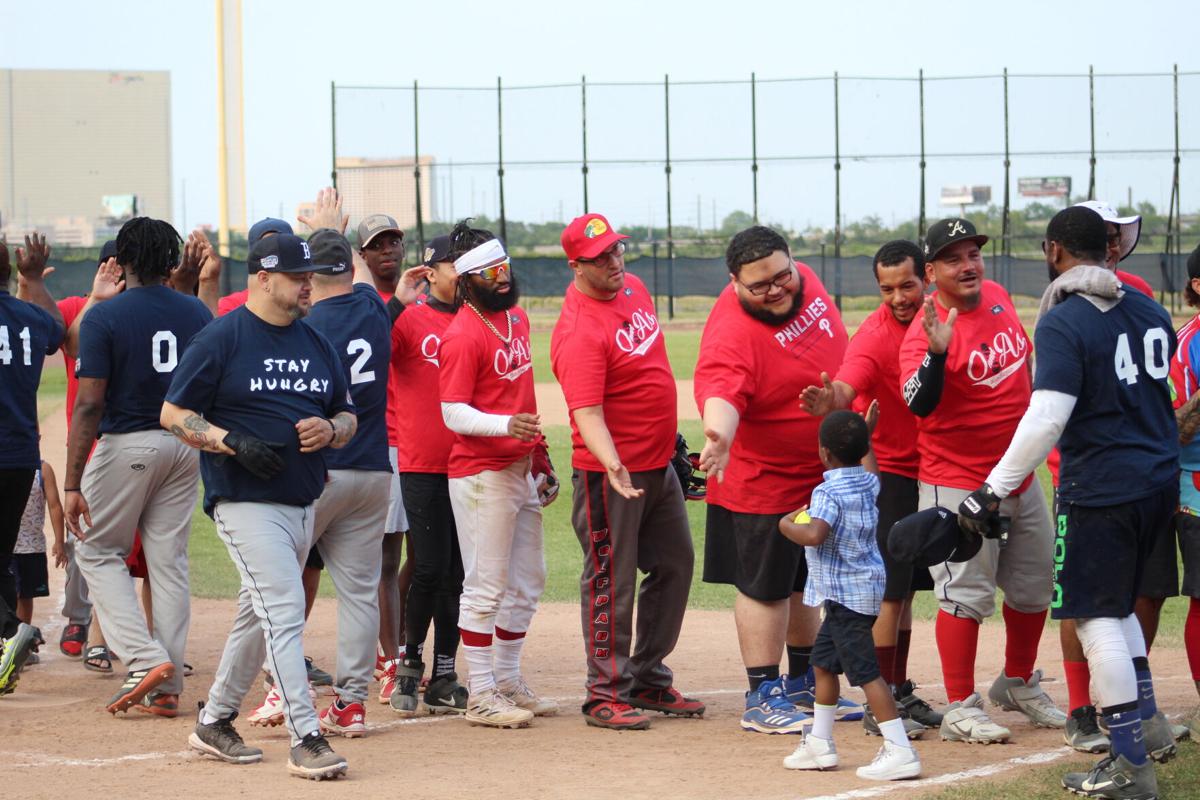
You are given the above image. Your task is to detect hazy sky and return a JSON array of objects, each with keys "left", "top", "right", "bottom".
[{"left": 6, "top": 0, "right": 1198, "bottom": 235}]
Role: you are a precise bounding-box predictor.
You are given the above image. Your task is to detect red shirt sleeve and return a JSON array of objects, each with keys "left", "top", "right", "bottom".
[
  {"left": 438, "top": 325, "right": 482, "bottom": 405},
  {"left": 694, "top": 329, "right": 756, "bottom": 416},
  {"left": 552, "top": 315, "right": 608, "bottom": 411},
  {"left": 835, "top": 324, "right": 881, "bottom": 397},
  {"left": 1115, "top": 270, "right": 1154, "bottom": 299}
]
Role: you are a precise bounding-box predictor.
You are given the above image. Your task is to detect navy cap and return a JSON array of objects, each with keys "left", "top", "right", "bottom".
[
  {"left": 248, "top": 217, "right": 294, "bottom": 248},
  {"left": 309, "top": 229, "right": 353, "bottom": 276},
  {"left": 97, "top": 240, "right": 117, "bottom": 265},
  {"left": 887, "top": 506, "right": 982, "bottom": 567},
  {"left": 248, "top": 233, "right": 313, "bottom": 274},
  {"left": 422, "top": 235, "right": 452, "bottom": 266}
]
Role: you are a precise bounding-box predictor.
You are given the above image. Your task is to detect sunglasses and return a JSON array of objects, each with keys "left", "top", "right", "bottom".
[{"left": 473, "top": 259, "right": 511, "bottom": 282}]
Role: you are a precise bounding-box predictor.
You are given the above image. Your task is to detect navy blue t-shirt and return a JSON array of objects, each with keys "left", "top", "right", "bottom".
[
  {"left": 165, "top": 305, "right": 354, "bottom": 516},
  {"left": 1034, "top": 288, "right": 1179, "bottom": 505},
  {"left": 0, "top": 289, "right": 63, "bottom": 469},
  {"left": 303, "top": 283, "right": 391, "bottom": 472},
  {"left": 76, "top": 285, "right": 213, "bottom": 435}
]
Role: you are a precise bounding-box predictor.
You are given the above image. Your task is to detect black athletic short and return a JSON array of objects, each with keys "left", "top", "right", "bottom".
[
  {"left": 1137, "top": 511, "right": 1180, "bottom": 599},
  {"left": 1051, "top": 483, "right": 1178, "bottom": 620},
  {"left": 9, "top": 553, "right": 49, "bottom": 599},
  {"left": 1178, "top": 512, "right": 1200, "bottom": 599},
  {"left": 810, "top": 601, "right": 880, "bottom": 687},
  {"left": 703, "top": 504, "right": 807, "bottom": 601},
  {"left": 876, "top": 472, "right": 933, "bottom": 600}
]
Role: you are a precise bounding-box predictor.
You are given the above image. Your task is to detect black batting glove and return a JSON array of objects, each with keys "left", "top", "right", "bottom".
[
  {"left": 223, "top": 431, "right": 286, "bottom": 480},
  {"left": 958, "top": 483, "right": 1002, "bottom": 539}
]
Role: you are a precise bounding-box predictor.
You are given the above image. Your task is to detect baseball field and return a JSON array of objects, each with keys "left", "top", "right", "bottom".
[{"left": 11, "top": 297, "right": 1200, "bottom": 799}]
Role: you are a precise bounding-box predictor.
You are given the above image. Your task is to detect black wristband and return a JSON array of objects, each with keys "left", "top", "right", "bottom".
[
  {"left": 64, "top": 487, "right": 81, "bottom": 493},
  {"left": 326, "top": 418, "right": 336, "bottom": 437}
]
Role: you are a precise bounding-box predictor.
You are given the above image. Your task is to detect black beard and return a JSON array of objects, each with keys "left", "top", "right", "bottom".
[
  {"left": 467, "top": 272, "right": 520, "bottom": 312},
  {"left": 738, "top": 289, "right": 804, "bottom": 325},
  {"left": 1046, "top": 262, "right": 1059, "bottom": 284}
]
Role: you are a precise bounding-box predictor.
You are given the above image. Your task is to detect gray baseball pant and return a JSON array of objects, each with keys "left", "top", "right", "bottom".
[
  {"left": 571, "top": 465, "right": 694, "bottom": 705},
  {"left": 920, "top": 480, "right": 1055, "bottom": 622},
  {"left": 61, "top": 537, "right": 93, "bottom": 627},
  {"left": 311, "top": 469, "right": 389, "bottom": 705},
  {"left": 208, "top": 500, "right": 317, "bottom": 744},
  {"left": 75, "top": 430, "right": 197, "bottom": 695}
]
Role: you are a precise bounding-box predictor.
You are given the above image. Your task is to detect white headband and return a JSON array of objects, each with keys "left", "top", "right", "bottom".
[{"left": 453, "top": 239, "right": 508, "bottom": 276}]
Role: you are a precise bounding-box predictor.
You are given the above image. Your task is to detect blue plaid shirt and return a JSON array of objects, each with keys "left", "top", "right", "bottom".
[{"left": 803, "top": 466, "right": 884, "bottom": 616}]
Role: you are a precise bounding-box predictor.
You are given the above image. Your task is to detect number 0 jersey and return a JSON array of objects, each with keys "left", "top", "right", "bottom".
[
  {"left": 76, "top": 284, "right": 212, "bottom": 435},
  {"left": 1034, "top": 288, "right": 1179, "bottom": 505}
]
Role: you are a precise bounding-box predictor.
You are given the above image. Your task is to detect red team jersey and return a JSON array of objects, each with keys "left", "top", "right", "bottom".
[
  {"left": 694, "top": 263, "right": 848, "bottom": 515},
  {"left": 899, "top": 279, "right": 1033, "bottom": 492},
  {"left": 550, "top": 274, "right": 677, "bottom": 473},
  {"left": 439, "top": 304, "right": 538, "bottom": 478},
  {"left": 835, "top": 303, "right": 919, "bottom": 479},
  {"left": 217, "top": 289, "right": 248, "bottom": 317},
  {"left": 376, "top": 290, "right": 402, "bottom": 447},
  {"left": 58, "top": 295, "right": 88, "bottom": 430},
  {"left": 391, "top": 296, "right": 457, "bottom": 473}
]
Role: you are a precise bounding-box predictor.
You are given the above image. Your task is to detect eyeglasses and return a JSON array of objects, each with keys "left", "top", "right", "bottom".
[
  {"left": 737, "top": 266, "right": 794, "bottom": 296},
  {"left": 1107, "top": 232, "right": 1123, "bottom": 245},
  {"left": 473, "top": 259, "right": 511, "bottom": 282},
  {"left": 577, "top": 241, "right": 626, "bottom": 266}
]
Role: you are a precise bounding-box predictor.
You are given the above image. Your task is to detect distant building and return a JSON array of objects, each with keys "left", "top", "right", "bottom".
[
  {"left": 0, "top": 69, "right": 172, "bottom": 244},
  {"left": 335, "top": 156, "right": 435, "bottom": 239}
]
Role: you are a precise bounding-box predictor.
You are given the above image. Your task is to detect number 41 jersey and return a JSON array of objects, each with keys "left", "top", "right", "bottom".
[
  {"left": 1034, "top": 288, "right": 1179, "bottom": 506},
  {"left": 77, "top": 285, "right": 212, "bottom": 435}
]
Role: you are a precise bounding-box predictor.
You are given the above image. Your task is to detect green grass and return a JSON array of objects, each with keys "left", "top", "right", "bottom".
[{"left": 918, "top": 742, "right": 1200, "bottom": 800}]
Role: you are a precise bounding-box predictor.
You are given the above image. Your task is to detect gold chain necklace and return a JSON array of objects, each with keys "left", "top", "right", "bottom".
[{"left": 464, "top": 301, "right": 513, "bottom": 348}]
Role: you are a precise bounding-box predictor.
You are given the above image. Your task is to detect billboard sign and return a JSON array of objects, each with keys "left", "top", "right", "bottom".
[
  {"left": 1018, "top": 176, "right": 1071, "bottom": 198},
  {"left": 941, "top": 185, "right": 992, "bottom": 206}
]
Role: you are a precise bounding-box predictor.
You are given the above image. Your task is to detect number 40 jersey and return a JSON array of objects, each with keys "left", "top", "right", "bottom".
[
  {"left": 1034, "top": 288, "right": 1180, "bottom": 506},
  {"left": 77, "top": 284, "right": 212, "bottom": 435}
]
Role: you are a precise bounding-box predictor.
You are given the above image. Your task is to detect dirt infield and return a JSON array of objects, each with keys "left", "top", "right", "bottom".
[{"left": 10, "top": 398, "right": 1196, "bottom": 799}]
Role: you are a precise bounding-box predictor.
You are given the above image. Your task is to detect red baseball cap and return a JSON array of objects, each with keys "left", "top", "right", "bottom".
[{"left": 561, "top": 213, "right": 629, "bottom": 261}]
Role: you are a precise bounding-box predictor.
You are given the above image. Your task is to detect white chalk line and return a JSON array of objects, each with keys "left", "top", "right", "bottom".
[{"left": 799, "top": 749, "right": 1071, "bottom": 800}]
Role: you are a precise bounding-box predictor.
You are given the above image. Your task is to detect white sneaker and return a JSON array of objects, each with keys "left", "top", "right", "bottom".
[
  {"left": 498, "top": 678, "right": 558, "bottom": 717},
  {"left": 249, "top": 682, "right": 316, "bottom": 727},
  {"left": 466, "top": 688, "right": 535, "bottom": 728},
  {"left": 987, "top": 669, "right": 1067, "bottom": 728},
  {"left": 940, "top": 692, "right": 1011, "bottom": 743},
  {"left": 783, "top": 735, "right": 839, "bottom": 770},
  {"left": 856, "top": 741, "right": 921, "bottom": 781}
]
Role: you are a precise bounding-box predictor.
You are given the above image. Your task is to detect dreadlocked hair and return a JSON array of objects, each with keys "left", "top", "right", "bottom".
[
  {"left": 116, "top": 217, "right": 182, "bottom": 285},
  {"left": 447, "top": 218, "right": 497, "bottom": 262}
]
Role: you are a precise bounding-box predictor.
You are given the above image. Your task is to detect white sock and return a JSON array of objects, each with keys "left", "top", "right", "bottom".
[
  {"left": 811, "top": 702, "right": 836, "bottom": 740},
  {"left": 200, "top": 708, "right": 221, "bottom": 725},
  {"left": 878, "top": 717, "right": 912, "bottom": 749},
  {"left": 493, "top": 635, "right": 525, "bottom": 688},
  {"left": 463, "top": 643, "right": 495, "bottom": 696}
]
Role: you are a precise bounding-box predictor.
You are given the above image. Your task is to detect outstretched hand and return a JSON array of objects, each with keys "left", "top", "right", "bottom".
[
  {"left": 91, "top": 258, "right": 125, "bottom": 301},
  {"left": 922, "top": 296, "right": 957, "bottom": 355},
  {"left": 16, "top": 233, "right": 51, "bottom": 281},
  {"left": 800, "top": 371, "right": 837, "bottom": 416},
  {"left": 299, "top": 187, "right": 349, "bottom": 234},
  {"left": 698, "top": 427, "right": 730, "bottom": 483}
]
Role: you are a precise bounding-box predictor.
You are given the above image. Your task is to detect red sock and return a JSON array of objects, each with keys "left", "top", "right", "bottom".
[
  {"left": 494, "top": 626, "right": 526, "bottom": 641},
  {"left": 1002, "top": 604, "right": 1046, "bottom": 682},
  {"left": 875, "top": 646, "right": 897, "bottom": 685},
  {"left": 1187, "top": 598, "right": 1200, "bottom": 682},
  {"left": 936, "top": 611, "right": 979, "bottom": 703},
  {"left": 459, "top": 627, "right": 493, "bottom": 647},
  {"left": 895, "top": 629, "right": 912, "bottom": 685},
  {"left": 1063, "top": 659, "right": 1092, "bottom": 713}
]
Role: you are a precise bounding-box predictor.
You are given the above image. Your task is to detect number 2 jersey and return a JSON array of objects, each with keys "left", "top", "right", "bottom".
[
  {"left": 76, "top": 284, "right": 212, "bottom": 434},
  {"left": 1035, "top": 287, "right": 1178, "bottom": 505}
]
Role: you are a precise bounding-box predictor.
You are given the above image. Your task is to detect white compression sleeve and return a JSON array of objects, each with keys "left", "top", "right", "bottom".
[
  {"left": 985, "top": 389, "right": 1077, "bottom": 498},
  {"left": 441, "top": 402, "right": 511, "bottom": 438}
]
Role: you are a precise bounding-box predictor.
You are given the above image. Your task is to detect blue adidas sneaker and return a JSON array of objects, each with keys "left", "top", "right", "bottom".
[
  {"left": 783, "top": 670, "right": 864, "bottom": 721},
  {"left": 741, "top": 676, "right": 809, "bottom": 734}
]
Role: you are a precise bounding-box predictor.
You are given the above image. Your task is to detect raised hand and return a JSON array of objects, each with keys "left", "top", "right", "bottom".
[
  {"left": 922, "top": 295, "right": 958, "bottom": 355},
  {"left": 395, "top": 265, "right": 434, "bottom": 305},
  {"left": 16, "top": 233, "right": 51, "bottom": 281},
  {"left": 800, "top": 371, "right": 837, "bottom": 416},
  {"left": 91, "top": 258, "right": 125, "bottom": 301},
  {"left": 298, "top": 187, "right": 349, "bottom": 234},
  {"left": 863, "top": 398, "right": 881, "bottom": 435}
]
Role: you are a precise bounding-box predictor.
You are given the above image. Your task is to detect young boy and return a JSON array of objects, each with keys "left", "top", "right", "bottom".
[
  {"left": 778, "top": 409, "right": 921, "bottom": 781},
  {"left": 11, "top": 461, "right": 66, "bottom": 664}
]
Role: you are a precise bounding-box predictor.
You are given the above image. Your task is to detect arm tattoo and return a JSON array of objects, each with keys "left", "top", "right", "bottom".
[
  {"left": 171, "top": 414, "right": 225, "bottom": 453},
  {"left": 1178, "top": 392, "right": 1200, "bottom": 445},
  {"left": 331, "top": 411, "right": 356, "bottom": 447}
]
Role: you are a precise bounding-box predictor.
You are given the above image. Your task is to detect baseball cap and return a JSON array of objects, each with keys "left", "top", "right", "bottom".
[
  {"left": 248, "top": 233, "right": 313, "bottom": 274},
  {"left": 357, "top": 214, "right": 404, "bottom": 249},
  {"left": 248, "top": 217, "right": 294, "bottom": 248},
  {"left": 561, "top": 213, "right": 630, "bottom": 261},
  {"left": 887, "top": 506, "right": 983, "bottom": 568},
  {"left": 97, "top": 240, "right": 117, "bottom": 265},
  {"left": 1073, "top": 200, "right": 1141, "bottom": 262},
  {"left": 308, "top": 229, "right": 353, "bottom": 276},
  {"left": 423, "top": 235, "right": 453, "bottom": 266},
  {"left": 924, "top": 218, "right": 989, "bottom": 261},
  {"left": 1188, "top": 243, "right": 1200, "bottom": 281}
]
